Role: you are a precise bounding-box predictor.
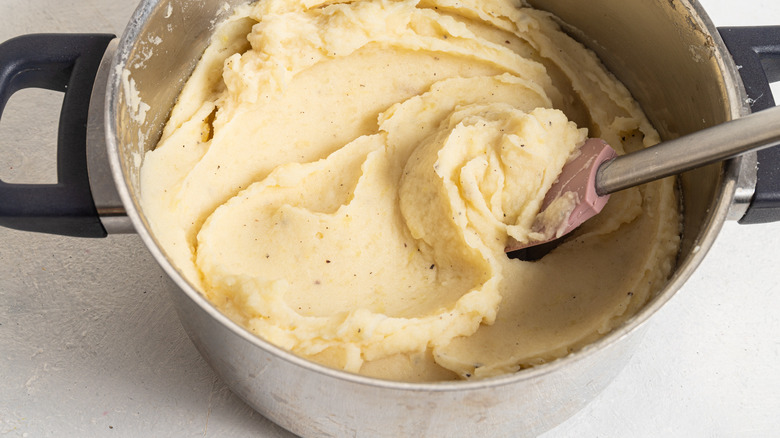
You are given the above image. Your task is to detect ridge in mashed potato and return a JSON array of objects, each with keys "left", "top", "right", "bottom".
[{"left": 141, "top": 0, "right": 681, "bottom": 381}]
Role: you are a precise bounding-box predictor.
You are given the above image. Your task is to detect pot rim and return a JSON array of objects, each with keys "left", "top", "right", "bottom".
[{"left": 103, "top": 0, "right": 751, "bottom": 392}]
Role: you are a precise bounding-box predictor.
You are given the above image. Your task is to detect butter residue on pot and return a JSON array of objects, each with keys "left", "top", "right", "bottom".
[{"left": 140, "top": 0, "right": 680, "bottom": 381}]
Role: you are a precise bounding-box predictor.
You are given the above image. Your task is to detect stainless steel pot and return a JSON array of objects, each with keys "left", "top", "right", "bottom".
[{"left": 0, "top": 0, "right": 778, "bottom": 436}]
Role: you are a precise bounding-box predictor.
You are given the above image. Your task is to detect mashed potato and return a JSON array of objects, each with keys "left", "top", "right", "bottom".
[{"left": 140, "top": 0, "right": 680, "bottom": 381}]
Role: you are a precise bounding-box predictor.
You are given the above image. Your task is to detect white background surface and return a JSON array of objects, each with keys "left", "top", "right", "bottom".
[{"left": 0, "top": 1, "right": 778, "bottom": 437}]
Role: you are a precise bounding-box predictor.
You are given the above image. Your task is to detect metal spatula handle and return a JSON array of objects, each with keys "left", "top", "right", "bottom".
[{"left": 596, "top": 105, "right": 780, "bottom": 196}]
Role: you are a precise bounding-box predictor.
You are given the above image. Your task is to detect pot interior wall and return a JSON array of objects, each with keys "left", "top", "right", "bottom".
[{"left": 112, "top": 0, "right": 248, "bottom": 231}]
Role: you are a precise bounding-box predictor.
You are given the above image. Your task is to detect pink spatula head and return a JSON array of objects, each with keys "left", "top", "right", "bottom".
[
  {"left": 506, "top": 104, "right": 780, "bottom": 258},
  {"left": 505, "top": 138, "right": 617, "bottom": 253}
]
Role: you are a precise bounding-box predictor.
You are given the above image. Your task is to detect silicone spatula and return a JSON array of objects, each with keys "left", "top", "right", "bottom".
[{"left": 506, "top": 104, "right": 780, "bottom": 255}]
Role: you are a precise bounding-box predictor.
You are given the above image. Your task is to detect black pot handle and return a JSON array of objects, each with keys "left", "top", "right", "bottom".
[
  {"left": 719, "top": 26, "right": 780, "bottom": 224},
  {"left": 0, "top": 33, "right": 114, "bottom": 237}
]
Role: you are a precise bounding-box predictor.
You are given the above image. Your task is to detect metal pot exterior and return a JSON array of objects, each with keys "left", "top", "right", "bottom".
[
  {"left": 170, "top": 269, "right": 648, "bottom": 437},
  {"left": 102, "top": 0, "right": 751, "bottom": 436}
]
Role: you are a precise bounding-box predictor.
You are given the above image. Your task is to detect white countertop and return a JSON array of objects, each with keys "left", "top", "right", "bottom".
[{"left": 1, "top": 1, "right": 778, "bottom": 437}]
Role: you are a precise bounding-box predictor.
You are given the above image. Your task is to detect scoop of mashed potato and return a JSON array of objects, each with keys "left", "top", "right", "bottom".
[{"left": 141, "top": 0, "right": 680, "bottom": 381}]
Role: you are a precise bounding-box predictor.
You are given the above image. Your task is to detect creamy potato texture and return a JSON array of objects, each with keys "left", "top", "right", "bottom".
[{"left": 141, "top": 0, "right": 680, "bottom": 381}]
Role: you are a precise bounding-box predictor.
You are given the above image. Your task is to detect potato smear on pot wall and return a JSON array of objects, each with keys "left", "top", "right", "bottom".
[{"left": 140, "top": 0, "right": 681, "bottom": 382}]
